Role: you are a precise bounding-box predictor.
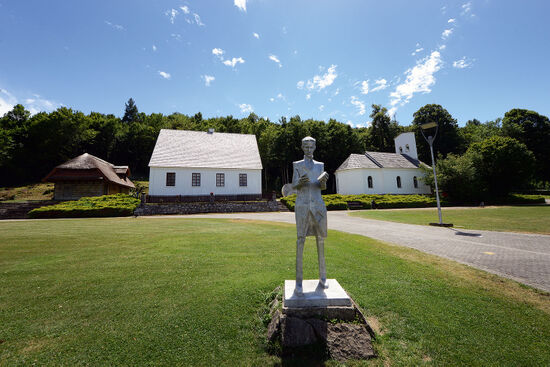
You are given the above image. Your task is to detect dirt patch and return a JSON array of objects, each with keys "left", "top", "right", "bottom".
[
  {"left": 366, "top": 316, "right": 384, "bottom": 335},
  {"left": 21, "top": 338, "right": 51, "bottom": 354}
]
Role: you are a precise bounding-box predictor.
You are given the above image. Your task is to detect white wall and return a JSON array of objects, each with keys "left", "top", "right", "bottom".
[
  {"left": 336, "top": 168, "right": 431, "bottom": 195},
  {"left": 394, "top": 132, "right": 418, "bottom": 160},
  {"left": 149, "top": 167, "right": 262, "bottom": 196}
]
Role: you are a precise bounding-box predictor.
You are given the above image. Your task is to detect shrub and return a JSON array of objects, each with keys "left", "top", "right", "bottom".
[
  {"left": 28, "top": 194, "right": 140, "bottom": 219},
  {"left": 280, "top": 194, "right": 446, "bottom": 212}
]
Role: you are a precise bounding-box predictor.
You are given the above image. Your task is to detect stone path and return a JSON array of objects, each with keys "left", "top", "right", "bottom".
[{"left": 154, "top": 211, "right": 550, "bottom": 292}]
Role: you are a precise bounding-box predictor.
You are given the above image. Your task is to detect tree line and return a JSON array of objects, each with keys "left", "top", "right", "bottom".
[{"left": 1, "top": 98, "right": 548, "bottom": 197}]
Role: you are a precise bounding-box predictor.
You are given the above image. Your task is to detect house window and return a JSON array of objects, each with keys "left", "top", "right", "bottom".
[
  {"left": 367, "top": 176, "right": 373, "bottom": 189},
  {"left": 406, "top": 144, "right": 410, "bottom": 152},
  {"left": 216, "top": 173, "right": 225, "bottom": 187},
  {"left": 166, "top": 172, "right": 176, "bottom": 186},
  {"left": 396, "top": 176, "right": 402, "bottom": 188},
  {"left": 399, "top": 147, "right": 403, "bottom": 153},
  {"left": 192, "top": 173, "right": 201, "bottom": 186},
  {"left": 239, "top": 173, "right": 247, "bottom": 187},
  {"left": 413, "top": 176, "right": 418, "bottom": 188}
]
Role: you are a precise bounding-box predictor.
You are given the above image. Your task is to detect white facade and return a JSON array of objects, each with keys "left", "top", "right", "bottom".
[
  {"left": 336, "top": 168, "right": 430, "bottom": 195},
  {"left": 394, "top": 132, "right": 418, "bottom": 159},
  {"left": 335, "top": 132, "right": 431, "bottom": 195},
  {"left": 149, "top": 167, "right": 261, "bottom": 196}
]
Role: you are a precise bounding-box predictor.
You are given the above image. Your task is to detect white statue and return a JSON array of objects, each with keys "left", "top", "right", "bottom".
[{"left": 291, "top": 136, "right": 329, "bottom": 294}]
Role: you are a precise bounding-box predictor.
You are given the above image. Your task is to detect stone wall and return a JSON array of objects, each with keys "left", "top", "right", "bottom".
[{"left": 134, "top": 200, "right": 279, "bottom": 216}]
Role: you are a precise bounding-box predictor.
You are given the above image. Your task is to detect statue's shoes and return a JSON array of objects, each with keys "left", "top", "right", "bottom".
[
  {"left": 318, "top": 279, "right": 329, "bottom": 289},
  {"left": 294, "top": 284, "right": 303, "bottom": 295}
]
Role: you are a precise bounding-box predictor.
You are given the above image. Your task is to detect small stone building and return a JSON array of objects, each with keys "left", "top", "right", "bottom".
[{"left": 43, "top": 153, "right": 135, "bottom": 200}]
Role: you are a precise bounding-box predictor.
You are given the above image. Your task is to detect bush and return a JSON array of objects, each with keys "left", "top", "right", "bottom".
[
  {"left": 495, "top": 194, "right": 545, "bottom": 205},
  {"left": 280, "top": 194, "right": 445, "bottom": 212},
  {"left": 28, "top": 194, "right": 140, "bottom": 219}
]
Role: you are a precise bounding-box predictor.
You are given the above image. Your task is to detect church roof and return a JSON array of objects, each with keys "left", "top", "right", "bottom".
[
  {"left": 336, "top": 152, "right": 424, "bottom": 171},
  {"left": 148, "top": 129, "right": 263, "bottom": 170}
]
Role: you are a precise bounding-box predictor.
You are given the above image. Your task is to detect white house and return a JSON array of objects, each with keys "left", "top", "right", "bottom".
[
  {"left": 148, "top": 129, "right": 262, "bottom": 197},
  {"left": 335, "top": 132, "right": 431, "bottom": 195}
]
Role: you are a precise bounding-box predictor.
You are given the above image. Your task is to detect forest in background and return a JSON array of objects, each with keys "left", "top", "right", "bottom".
[{"left": 1, "top": 98, "right": 549, "bottom": 196}]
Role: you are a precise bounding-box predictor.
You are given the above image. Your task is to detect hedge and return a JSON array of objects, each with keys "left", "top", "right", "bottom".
[
  {"left": 28, "top": 194, "right": 140, "bottom": 219},
  {"left": 279, "top": 193, "right": 544, "bottom": 212}
]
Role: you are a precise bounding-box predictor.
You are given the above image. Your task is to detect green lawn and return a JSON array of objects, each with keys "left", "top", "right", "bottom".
[
  {"left": 1, "top": 218, "right": 549, "bottom": 366},
  {"left": 350, "top": 205, "right": 550, "bottom": 234}
]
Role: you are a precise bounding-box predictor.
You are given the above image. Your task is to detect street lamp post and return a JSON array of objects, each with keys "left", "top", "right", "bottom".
[{"left": 420, "top": 122, "right": 453, "bottom": 227}]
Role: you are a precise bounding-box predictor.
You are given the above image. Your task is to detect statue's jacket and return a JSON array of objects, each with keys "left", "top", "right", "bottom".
[{"left": 292, "top": 158, "right": 328, "bottom": 238}]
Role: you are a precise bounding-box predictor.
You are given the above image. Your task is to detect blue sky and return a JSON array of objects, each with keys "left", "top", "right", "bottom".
[{"left": 1, "top": 0, "right": 549, "bottom": 127}]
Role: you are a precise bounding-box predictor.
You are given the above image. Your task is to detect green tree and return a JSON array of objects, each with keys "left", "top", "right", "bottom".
[
  {"left": 412, "top": 104, "right": 465, "bottom": 163},
  {"left": 122, "top": 98, "right": 140, "bottom": 123},
  {"left": 502, "top": 109, "right": 550, "bottom": 183},
  {"left": 368, "top": 104, "right": 394, "bottom": 152},
  {"left": 460, "top": 118, "right": 501, "bottom": 148}
]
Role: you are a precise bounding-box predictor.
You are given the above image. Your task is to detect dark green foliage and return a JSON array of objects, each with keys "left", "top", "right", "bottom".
[
  {"left": 424, "top": 136, "right": 536, "bottom": 202},
  {"left": 122, "top": 98, "right": 140, "bottom": 123},
  {"left": 28, "top": 194, "right": 140, "bottom": 218},
  {"left": 502, "top": 108, "right": 550, "bottom": 183},
  {"left": 468, "top": 136, "right": 535, "bottom": 198},
  {"left": 412, "top": 104, "right": 465, "bottom": 162}
]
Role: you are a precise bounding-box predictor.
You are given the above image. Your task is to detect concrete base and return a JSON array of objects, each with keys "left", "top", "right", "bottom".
[{"left": 284, "top": 279, "right": 352, "bottom": 308}]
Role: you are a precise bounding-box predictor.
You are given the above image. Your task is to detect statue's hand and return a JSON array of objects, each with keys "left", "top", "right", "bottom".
[
  {"left": 298, "top": 174, "right": 310, "bottom": 187},
  {"left": 318, "top": 171, "right": 329, "bottom": 184}
]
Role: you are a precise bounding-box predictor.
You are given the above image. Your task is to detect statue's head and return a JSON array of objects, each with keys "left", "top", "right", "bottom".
[{"left": 301, "top": 136, "right": 316, "bottom": 158}]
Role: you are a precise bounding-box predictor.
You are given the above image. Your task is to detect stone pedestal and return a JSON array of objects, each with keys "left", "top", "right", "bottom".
[{"left": 284, "top": 279, "right": 352, "bottom": 308}]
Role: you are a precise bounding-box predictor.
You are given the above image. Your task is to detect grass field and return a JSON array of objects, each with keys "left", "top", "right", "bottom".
[
  {"left": 1, "top": 218, "right": 549, "bottom": 366},
  {"left": 350, "top": 205, "right": 550, "bottom": 235},
  {"left": 0, "top": 183, "right": 54, "bottom": 201}
]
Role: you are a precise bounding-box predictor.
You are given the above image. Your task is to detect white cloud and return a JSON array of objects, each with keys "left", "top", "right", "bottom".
[
  {"left": 296, "top": 80, "right": 305, "bottom": 89},
  {"left": 306, "top": 93, "right": 311, "bottom": 100},
  {"left": 180, "top": 6, "right": 190, "bottom": 14},
  {"left": 390, "top": 51, "right": 442, "bottom": 109},
  {"left": 439, "top": 44, "right": 447, "bottom": 50},
  {"left": 234, "top": 0, "right": 247, "bottom": 12},
  {"left": 171, "top": 33, "right": 182, "bottom": 41},
  {"left": 360, "top": 80, "right": 369, "bottom": 94},
  {"left": 212, "top": 48, "right": 225, "bottom": 57},
  {"left": 304, "top": 64, "right": 338, "bottom": 91},
  {"left": 158, "top": 71, "right": 171, "bottom": 79},
  {"left": 453, "top": 57, "right": 473, "bottom": 69},
  {"left": 165, "top": 9, "right": 178, "bottom": 24},
  {"left": 371, "top": 78, "right": 388, "bottom": 92},
  {"left": 223, "top": 57, "right": 245, "bottom": 68},
  {"left": 0, "top": 89, "right": 60, "bottom": 116},
  {"left": 0, "top": 89, "right": 16, "bottom": 116},
  {"left": 202, "top": 75, "right": 215, "bottom": 86},
  {"left": 239, "top": 103, "right": 253, "bottom": 113},
  {"left": 441, "top": 28, "right": 453, "bottom": 39},
  {"left": 268, "top": 54, "right": 282, "bottom": 67},
  {"left": 105, "top": 21, "right": 125, "bottom": 31},
  {"left": 152, "top": 45, "right": 157, "bottom": 51},
  {"left": 448, "top": 18, "right": 456, "bottom": 23},
  {"left": 193, "top": 13, "right": 204, "bottom": 26},
  {"left": 350, "top": 96, "right": 366, "bottom": 116},
  {"left": 319, "top": 105, "right": 325, "bottom": 112},
  {"left": 277, "top": 93, "right": 284, "bottom": 99},
  {"left": 333, "top": 88, "right": 340, "bottom": 96},
  {"left": 461, "top": 2, "right": 473, "bottom": 16},
  {"left": 253, "top": 32, "right": 260, "bottom": 39},
  {"left": 412, "top": 47, "right": 424, "bottom": 56},
  {"left": 270, "top": 97, "right": 275, "bottom": 102}
]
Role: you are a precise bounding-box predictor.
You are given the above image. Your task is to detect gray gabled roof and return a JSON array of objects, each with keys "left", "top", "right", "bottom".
[
  {"left": 337, "top": 152, "right": 425, "bottom": 171},
  {"left": 149, "top": 129, "right": 263, "bottom": 170}
]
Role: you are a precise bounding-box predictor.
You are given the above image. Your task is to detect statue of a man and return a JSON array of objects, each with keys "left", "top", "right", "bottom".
[{"left": 292, "top": 136, "right": 329, "bottom": 294}]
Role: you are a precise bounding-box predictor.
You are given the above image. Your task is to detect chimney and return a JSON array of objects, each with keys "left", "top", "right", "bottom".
[{"left": 207, "top": 128, "right": 215, "bottom": 134}]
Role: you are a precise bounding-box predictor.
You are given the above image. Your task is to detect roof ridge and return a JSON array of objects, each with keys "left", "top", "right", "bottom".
[{"left": 364, "top": 152, "right": 383, "bottom": 168}]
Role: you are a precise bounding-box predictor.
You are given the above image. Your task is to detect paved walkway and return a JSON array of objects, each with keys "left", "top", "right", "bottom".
[{"left": 153, "top": 211, "right": 550, "bottom": 292}]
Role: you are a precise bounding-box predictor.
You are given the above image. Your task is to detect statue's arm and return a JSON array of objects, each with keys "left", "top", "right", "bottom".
[
  {"left": 319, "top": 163, "right": 328, "bottom": 191},
  {"left": 291, "top": 164, "right": 301, "bottom": 189}
]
